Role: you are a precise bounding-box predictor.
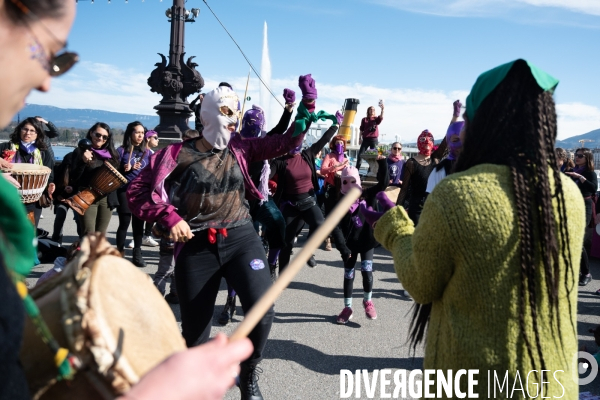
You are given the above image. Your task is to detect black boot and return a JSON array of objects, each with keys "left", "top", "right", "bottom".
[
  {"left": 239, "top": 363, "right": 263, "bottom": 400},
  {"left": 269, "top": 263, "right": 277, "bottom": 283},
  {"left": 131, "top": 248, "right": 147, "bottom": 268},
  {"left": 217, "top": 295, "right": 236, "bottom": 325}
]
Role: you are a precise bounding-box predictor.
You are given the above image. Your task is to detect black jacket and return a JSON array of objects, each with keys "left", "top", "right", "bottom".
[
  {"left": 270, "top": 125, "right": 339, "bottom": 205},
  {"left": 70, "top": 148, "right": 120, "bottom": 208},
  {"left": 339, "top": 158, "right": 389, "bottom": 253}
]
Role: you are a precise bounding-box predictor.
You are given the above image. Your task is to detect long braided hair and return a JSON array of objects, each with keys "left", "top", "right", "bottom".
[{"left": 408, "top": 60, "right": 575, "bottom": 371}]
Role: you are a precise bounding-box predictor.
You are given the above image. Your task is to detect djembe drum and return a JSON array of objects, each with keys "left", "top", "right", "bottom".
[
  {"left": 21, "top": 233, "right": 186, "bottom": 400},
  {"left": 64, "top": 161, "right": 128, "bottom": 216},
  {"left": 2, "top": 163, "right": 52, "bottom": 224}
]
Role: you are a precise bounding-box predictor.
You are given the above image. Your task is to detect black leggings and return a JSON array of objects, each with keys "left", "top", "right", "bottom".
[
  {"left": 343, "top": 249, "right": 374, "bottom": 299},
  {"left": 52, "top": 203, "right": 83, "bottom": 241},
  {"left": 323, "top": 187, "right": 351, "bottom": 258},
  {"left": 116, "top": 187, "right": 144, "bottom": 251},
  {"left": 175, "top": 223, "right": 273, "bottom": 367},
  {"left": 278, "top": 199, "right": 325, "bottom": 271}
]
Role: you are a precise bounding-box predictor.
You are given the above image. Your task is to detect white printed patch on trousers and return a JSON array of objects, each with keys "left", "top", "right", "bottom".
[{"left": 250, "top": 259, "right": 265, "bottom": 270}]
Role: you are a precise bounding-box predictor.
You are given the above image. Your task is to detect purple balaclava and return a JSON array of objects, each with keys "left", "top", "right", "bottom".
[
  {"left": 446, "top": 121, "right": 465, "bottom": 160},
  {"left": 240, "top": 105, "right": 265, "bottom": 138}
]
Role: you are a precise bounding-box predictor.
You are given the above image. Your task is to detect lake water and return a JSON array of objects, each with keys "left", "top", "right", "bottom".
[{"left": 53, "top": 145, "right": 75, "bottom": 162}]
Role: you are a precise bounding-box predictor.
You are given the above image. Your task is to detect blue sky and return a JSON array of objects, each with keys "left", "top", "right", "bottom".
[{"left": 28, "top": 0, "right": 600, "bottom": 142}]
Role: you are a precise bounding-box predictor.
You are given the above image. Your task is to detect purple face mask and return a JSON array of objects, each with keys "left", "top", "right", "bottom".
[
  {"left": 335, "top": 143, "right": 344, "bottom": 155},
  {"left": 446, "top": 121, "right": 464, "bottom": 160},
  {"left": 240, "top": 105, "right": 265, "bottom": 139}
]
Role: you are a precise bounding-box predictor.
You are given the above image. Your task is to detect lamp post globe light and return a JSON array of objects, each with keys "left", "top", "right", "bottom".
[{"left": 147, "top": 0, "right": 204, "bottom": 148}]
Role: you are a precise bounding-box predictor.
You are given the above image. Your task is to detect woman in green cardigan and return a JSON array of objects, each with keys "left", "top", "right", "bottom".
[{"left": 373, "top": 60, "right": 584, "bottom": 398}]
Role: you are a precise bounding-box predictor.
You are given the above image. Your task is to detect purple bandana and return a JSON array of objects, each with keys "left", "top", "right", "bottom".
[{"left": 91, "top": 147, "right": 112, "bottom": 160}]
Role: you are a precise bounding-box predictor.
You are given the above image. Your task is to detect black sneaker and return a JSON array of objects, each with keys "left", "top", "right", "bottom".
[
  {"left": 579, "top": 274, "right": 592, "bottom": 286},
  {"left": 239, "top": 364, "right": 263, "bottom": 400},
  {"left": 164, "top": 292, "right": 179, "bottom": 304},
  {"left": 217, "top": 295, "right": 236, "bottom": 325},
  {"left": 307, "top": 255, "right": 317, "bottom": 268},
  {"left": 269, "top": 263, "right": 277, "bottom": 283}
]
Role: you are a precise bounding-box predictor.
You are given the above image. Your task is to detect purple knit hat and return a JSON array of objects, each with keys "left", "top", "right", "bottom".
[{"left": 240, "top": 105, "right": 265, "bottom": 139}]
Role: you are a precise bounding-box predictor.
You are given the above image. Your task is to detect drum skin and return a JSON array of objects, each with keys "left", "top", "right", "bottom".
[
  {"left": 4, "top": 164, "right": 51, "bottom": 204},
  {"left": 20, "top": 234, "right": 185, "bottom": 400}
]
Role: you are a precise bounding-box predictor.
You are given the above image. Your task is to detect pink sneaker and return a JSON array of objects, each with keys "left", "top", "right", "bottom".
[
  {"left": 337, "top": 307, "right": 353, "bottom": 324},
  {"left": 363, "top": 300, "right": 377, "bottom": 320}
]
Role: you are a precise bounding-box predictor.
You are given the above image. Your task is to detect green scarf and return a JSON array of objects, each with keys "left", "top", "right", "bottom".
[
  {"left": 466, "top": 59, "right": 559, "bottom": 121},
  {"left": 293, "top": 102, "right": 338, "bottom": 137},
  {"left": 0, "top": 177, "right": 36, "bottom": 276}
]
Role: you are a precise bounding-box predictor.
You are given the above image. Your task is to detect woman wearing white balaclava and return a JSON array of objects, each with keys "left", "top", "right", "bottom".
[{"left": 127, "top": 79, "right": 316, "bottom": 400}]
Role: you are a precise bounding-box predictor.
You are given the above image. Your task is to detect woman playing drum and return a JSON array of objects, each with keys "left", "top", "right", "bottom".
[
  {"left": 0, "top": 117, "right": 55, "bottom": 227},
  {"left": 70, "top": 122, "right": 120, "bottom": 236},
  {"left": 128, "top": 80, "right": 313, "bottom": 399},
  {"left": 115, "top": 121, "right": 152, "bottom": 266}
]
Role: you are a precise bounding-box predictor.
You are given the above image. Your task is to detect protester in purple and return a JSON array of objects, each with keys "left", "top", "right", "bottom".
[
  {"left": 115, "top": 121, "right": 152, "bottom": 266},
  {"left": 356, "top": 103, "right": 384, "bottom": 170},
  {"left": 386, "top": 141, "right": 404, "bottom": 186},
  {"left": 127, "top": 78, "right": 315, "bottom": 400},
  {"left": 335, "top": 159, "right": 388, "bottom": 325},
  {"left": 218, "top": 89, "right": 296, "bottom": 326},
  {"left": 70, "top": 122, "right": 120, "bottom": 236},
  {"left": 426, "top": 120, "right": 465, "bottom": 194}
]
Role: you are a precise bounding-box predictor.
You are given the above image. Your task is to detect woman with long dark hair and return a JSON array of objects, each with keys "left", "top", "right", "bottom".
[
  {"left": 115, "top": 121, "right": 152, "bottom": 266},
  {"left": 565, "top": 148, "right": 597, "bottom": 286},
  {"left": 374, "top": 60, "right": 583, "bottom": 396},
  {"left": 70, "top": 122, "right": 120, "bottom": 236},
  {"left": 0, "top": 117, "right": 55, "bottom": 227}
]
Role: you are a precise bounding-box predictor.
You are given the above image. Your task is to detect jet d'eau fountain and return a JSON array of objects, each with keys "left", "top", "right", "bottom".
[{"left": 260, "top": 21, "right": 272, "bottom": 130}]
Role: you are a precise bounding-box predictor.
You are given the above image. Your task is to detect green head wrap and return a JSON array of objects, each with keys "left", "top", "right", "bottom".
[
  {"left": 466, "top": 59, "right": 559, "bottom": 122},
  {"left": 293, "top": 102, "right": 338, "bottom": 137},
  {"left": 0, "top": 177, "right": 36, "bottom": 276}
]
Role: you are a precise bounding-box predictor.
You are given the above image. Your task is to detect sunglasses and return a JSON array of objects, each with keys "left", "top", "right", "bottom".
[
  {"left": 149, "top": 136, "right": 159, "bottom": 140},
  {"left": 10, "top": 0, "right": 79, "bottom": 77},
  {"left": 392, "top": 147, "right": 402, "bottom": 150},
  {"left": 575, "top": 153, "right": 585, "bottom": 159},
  {"left": 94, "top": 133, "right": 109, "bottom": 141}
]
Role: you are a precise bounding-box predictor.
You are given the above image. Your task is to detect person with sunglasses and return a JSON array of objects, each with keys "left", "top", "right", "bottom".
[
  {"left": 69, "top": 122, "right": 121, "bottom": 237},
  {"left": 0, "top": 117, "right": 55, "bottom": 228},
  {"left": 565, "top": 148, "right": 598, "bottom": 286},
  {"left": 386, "top": 141, "right": 404, "bottom": 187},
  {"left": 0, "top": 1, "right": 254, "bottom": 399},
  {"left": 115, "top": 122, "right": 152, "bottom": 266}
]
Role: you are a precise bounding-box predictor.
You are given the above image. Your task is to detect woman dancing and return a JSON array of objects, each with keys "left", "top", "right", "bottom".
[
  {"left": 128, "top": 77, "right": 316, "bottom": 399},
  {"left": 372, "top": 59, "right": 583, "bottom": 397}
]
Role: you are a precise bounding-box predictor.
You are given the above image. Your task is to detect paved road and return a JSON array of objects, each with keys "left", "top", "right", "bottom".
[{"left": 30, "top": 210, "right": 600, "bottom": 399}]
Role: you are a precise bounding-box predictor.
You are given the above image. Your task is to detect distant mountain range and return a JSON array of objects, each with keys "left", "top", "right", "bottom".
[
  {"left": 13, "top": 104, "right": 160, "bottom": 130},
  {"left": 556, "top": 129, "right": 600, "bottom": 150}
]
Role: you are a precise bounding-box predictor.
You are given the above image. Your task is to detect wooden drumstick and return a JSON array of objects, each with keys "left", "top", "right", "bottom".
[
  {"left": 128, "top": 145, "right": 134, "bottom": 168},
  {"left": 229, "top": 187, "right": 362, "bottom": 341}
]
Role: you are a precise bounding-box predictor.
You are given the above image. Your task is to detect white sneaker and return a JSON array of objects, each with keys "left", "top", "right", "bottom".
[
  {"left": 127, "top": 240, "right": 134, "bottom": 249},
  {"left": 142, "top": 236, "right": 159, "bottom": 247},
  {"left": 40, "top": 214, "right": 44, "bottom": 219}
]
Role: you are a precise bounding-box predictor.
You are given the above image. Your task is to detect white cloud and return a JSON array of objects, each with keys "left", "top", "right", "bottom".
[
  {"left": 556, "top": 102, "right": 600, "bottom": 139},
  {"left": 25, "top": 62, "right": 599, "bottom": 142},
  {"left": 369, "top": 0, "right": 600, "bottom": 18}
]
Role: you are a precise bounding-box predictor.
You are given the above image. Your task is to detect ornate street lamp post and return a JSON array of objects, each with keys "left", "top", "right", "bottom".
[{"left": 147, "top": 0, "right": 204, "bottom": 148}]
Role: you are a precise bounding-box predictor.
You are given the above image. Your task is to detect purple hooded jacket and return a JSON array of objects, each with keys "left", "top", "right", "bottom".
[{"left": 126, "top": 107, "right": 312, "bottom": 230}]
